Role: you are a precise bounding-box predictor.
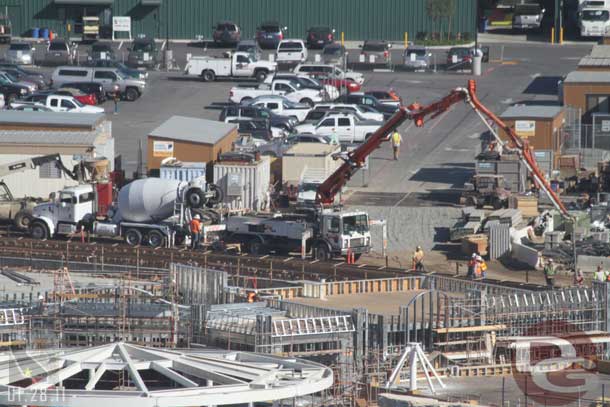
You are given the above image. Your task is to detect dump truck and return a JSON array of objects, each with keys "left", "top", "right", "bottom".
[{"left": 30, "top": 177, "right": 223, "bottom": 247}]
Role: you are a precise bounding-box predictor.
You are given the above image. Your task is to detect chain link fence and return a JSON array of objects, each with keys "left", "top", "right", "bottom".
[{"left": 563, "top": 106, "right": 610, "bottom": 169}]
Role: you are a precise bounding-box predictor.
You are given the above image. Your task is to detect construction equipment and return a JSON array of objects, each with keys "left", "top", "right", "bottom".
[
  {"left": 461, "top": 174, "right": 511, "bottom": 209},
  {"left": 0, "top": 154, "right": 78, "bottom": 229},
  {"left": 407, "top": 79, "right": 569, "bottom": 218}
]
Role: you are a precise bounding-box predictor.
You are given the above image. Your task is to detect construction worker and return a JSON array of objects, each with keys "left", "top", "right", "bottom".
[
  {"left": 478, "top": 256, "right": 488, "bottom": 278},
  {"left": 412, "top": 246, "right": 425, "bottom": 272},
  {"left": 467, "top": 253, "right": 477, "bottom": 279},
  {"left": 574, "top": 269, "right": 584, "bottom": 287},
  {"left": 391, "top": 130, "right": 403, "bottom": 160},
  {"left": 594, "top": 265, "right": 606, "bottom": 282},
  {"left": 544, "top": 258, "right": 556, "bottom": 288},
  {"left": 190, "top": 214, "right": 202, "bottom": 250}
]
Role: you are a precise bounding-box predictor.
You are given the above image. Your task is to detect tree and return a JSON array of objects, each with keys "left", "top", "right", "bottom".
[{"left": 426, "top": 0, "right": 456, "bottom": 41}]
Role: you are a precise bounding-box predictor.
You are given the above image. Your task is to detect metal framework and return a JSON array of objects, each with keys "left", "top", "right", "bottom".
[{"left": 0, "top": 342, "right": 333, "bottom": 407}]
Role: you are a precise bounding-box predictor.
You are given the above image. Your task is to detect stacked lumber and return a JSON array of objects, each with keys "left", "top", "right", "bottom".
[{"left": 509, "top": 195, "right": 539, "bottom": 218}]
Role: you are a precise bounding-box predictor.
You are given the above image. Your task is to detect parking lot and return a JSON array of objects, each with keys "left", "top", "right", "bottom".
[{"left": 0, "top": 38, "right": 593, "bottom": 257}]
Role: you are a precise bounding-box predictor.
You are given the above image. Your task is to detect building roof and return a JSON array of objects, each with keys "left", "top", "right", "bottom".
[
  {"left": 500, "top": 104, "right": 563, "bottom": 120},
  {"left": 590, "top": 45, "right": 610, "bottom": 58},
  {"left": 579, "top": 56, "right": 610, "bottom": 67},
  {"left": 0, "top": 130, "right": 99, "bottom": 146},
  {"left": 0, "top": 111, "right": 105, "bottom": 129},
  {"left": 149, "top": 116, "right": 236, "bottom": 145},
  {"left": 284, "top": 143, "right": 340, "bottom": 156},
  {"left": 564, "top": 70, "right": 610, "bottom": 83}
]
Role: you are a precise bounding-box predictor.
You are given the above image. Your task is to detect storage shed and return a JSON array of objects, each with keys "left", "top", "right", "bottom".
[
  {"left": 147, "top": 116, "right": 238, "bottom": 174},
  {"left": 499, "top": 104, "right": 564, "bottom": 161},
  {"left": 0, "top": 111, "right": 114, "bottom": 199},
  {"left": 562, "top": 71, "right": 610, "bottom": 123}
]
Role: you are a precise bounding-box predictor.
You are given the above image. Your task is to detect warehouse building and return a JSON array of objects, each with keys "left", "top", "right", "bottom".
[
  {"left": 146, "top": 115, "right": 237, "bottom": 175},
  {"left": 5, "top": 0, "right": 475, "bottom": 42},
  {"left": 563, "top": 71, "right": 610, "bottom": 124},
  {"left": 0, "top": 111, "right": 113, "bottom": 199}
]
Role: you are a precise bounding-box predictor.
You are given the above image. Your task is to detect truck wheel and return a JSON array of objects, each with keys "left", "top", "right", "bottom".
[
  {"left": 240, "top": 96, "right": 252, "bottom": 104},
  {"left": 125, "top": 228, "right": 142, "bottom": 246},
  {"left": 299, "top": 98, "right": 314, "bottom": 107},
  {"left": 30, "top": 221, "right": 49, "bottom": 240},
  {"left": 248, "top": 240, "right": 266, "bottom": 255},
  {"left": 202, "top": 70, "right": 215, "bottom": 82},
  {"left": 125, "top": 88, "right": 139, "bottom": 102},
  {"left": 186, "top": 189, "right": 206, "bottom": 208},
  {"left": 13, "top": 211, "right": 32, "bottom": 230},
  {"left": 255, "top": 70, "right": 268, "bottom": 82},
  {"left": 147, "top": 230, "right": 165, "bottom": 248},
  {"left": 314, "top": 244, "right": 330, "bottom": 261},
  {"left": 206, "top": 184, "right": 224, "bottom": 207}
]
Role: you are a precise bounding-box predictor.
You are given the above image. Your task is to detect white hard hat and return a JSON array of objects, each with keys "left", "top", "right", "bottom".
[
  {"left": 548, "top": 258, "right": 553, "bottom": 262},
  {"left": 471, "top": 253, "right": 477, "bottom": 258},
  {"left": 194, "top": 214, "right": 200, "bottom": 220},
  {"left": 476, "top": 255, "right": 483, "bottom": 261}
]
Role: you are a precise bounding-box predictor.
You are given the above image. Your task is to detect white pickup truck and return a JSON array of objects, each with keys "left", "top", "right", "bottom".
[
  {"left": 276, "top": 39, "right": 308, "bottom": 64},
  {"left": 247, "top": 95, "right": 311, "bottom": 122},
  {"left": 294, "top": 112, "right": 382, "bottom": 144},
  {"left": 12, "top": 94, "right": 105, "bottom": 114},
  {"left": 229, "top": 79, "right": 325, "bottom": 106},
  {"left": 184, "top": 51, "right": 277, "bottom": 82}
]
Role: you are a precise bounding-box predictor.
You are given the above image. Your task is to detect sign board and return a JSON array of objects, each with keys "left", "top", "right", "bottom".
[
  {"left": 112, "top": 16, "right": 132, "bottom": 40},
  {"left": 514, "top": 120, "right": 536, "bottom": 138},
  {"left": 226, "top": 173, "right": 242, "bottom": 196},
  {"left": 410, "top": 52, "right": 416, "bottom": 62},
  {"left": 153, "top": 141, "right": 174, "bottom": 158},
  {"left": 602, "top": 120, "right": 610, "bottom": 133}
]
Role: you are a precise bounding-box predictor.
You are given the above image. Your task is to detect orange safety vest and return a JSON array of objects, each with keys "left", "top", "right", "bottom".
[{"left": 190, "top": 218, "right": 201, "bottom": 234}]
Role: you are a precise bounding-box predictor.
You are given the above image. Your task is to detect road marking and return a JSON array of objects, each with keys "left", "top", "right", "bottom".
[
  {"left": 161, "top": 40, "right": 167, "bottom": 51},
  {"left": 118, "top": 41, "right": 123, "bottom": 50},
  {"left": 468, "top": 133, "right": 480, "bottom": 139},
  {"left": 444, "top": 147, "right": 472, "bottom": 152},
  {"left": 500, "top": 98, "right": 514, "bottom": 104},
  {"left": 530, "top": 73, "right": 541, "bottom": 78},
  {"left": 561, "top": 57, "right": 582, "bottom": 60}
]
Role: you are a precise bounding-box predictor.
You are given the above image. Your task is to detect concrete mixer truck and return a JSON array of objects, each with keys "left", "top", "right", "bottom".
[{"left": 29, "top": 177, "right": 222, "bottom": 247}]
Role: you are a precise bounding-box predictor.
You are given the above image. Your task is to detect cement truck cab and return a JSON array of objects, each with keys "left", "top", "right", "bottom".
[{"left": 30, "top": 184, "right": 97, "bottom": 240}]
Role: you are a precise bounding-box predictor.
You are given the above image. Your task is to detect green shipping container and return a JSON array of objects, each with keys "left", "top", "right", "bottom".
[{"left": 2, "top": 0, "right": 476, "bottom": 42}]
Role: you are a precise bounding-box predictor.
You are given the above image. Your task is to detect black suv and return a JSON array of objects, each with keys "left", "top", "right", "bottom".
[
  {"left": 337, "top": 93, "right": 397, "bottom": 118},
  {"left": 228, "top": 118, "right": 273, "bottom": 140},
  {"left": 305, "top": 26, "right": 335, "bottom": 49},
  {"left": 219, "top": 105, "right": 295, "bottom": 131},
  {"left": 0, "top": 76, "right": 30, "bottom": 104}
]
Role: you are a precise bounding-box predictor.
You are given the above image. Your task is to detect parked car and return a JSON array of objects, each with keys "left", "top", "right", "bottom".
[
  {"left": 295, "top": 112, "right": 382, "bottom": 143},
  {"left": 219, "top": 104, "right": 296, "bottom": 131},
  {"left": 403, "top": 46, "right": 430, "bottom": 70},
  {"left": 21, "top": 89, "right": 96, "bottom": 106},
  {"left": 229, "top": 78, "right": 324, "bottom": 106},
  {"left": 256, "top": 21, "right": 286, "bottom": 49},
  {"left": 512, "top": 3, "right": 545, "bottom": 30},
  {"left": 286, "top": 134, "right": 332, "bottom": 144},
  {"left": 0, "top": 75, "right": 30, "bottom": 104},
  {"left": 6, "top": 42, "right": 33, "bottom": 65},
  {"left": 305, "top": 26, "right": 335, "bottom": 49},
  {"left": 337, "top": 92, "right": 398, "bottom": 118},
  {"left": 51, "top": 66, "right": 145, "bottom": 101},
  {"left": 127, "top": 36, "right": 158, "bottom": 69},
  {"left": 293, "top": 63, "right": 365, "bottom": 85},
  {"left": 44, "top": 40, "right": 73, "bottom": 66},
  {"left": 313, "top": 103, "right": 384, "bottom": 121},
  {"left": 228, "top": 118, "right": 273, "bottom": 140},
  {"left": 184, "top": 51, "right": 276, "bottom": 82},
  {"left": 11, "top": 94, "right": 104, "bottom": 113},
  {"left": 364, "top": 90, "right": 402, "bottom": 107},
  {"left": 84, "top": 58, "right": 148, "bottom": 80},
  {"left": 248, "top": 95, "right": 311, "bottom": 122},
  {"left": 12, "top": 102, "right": 51, "bottom": 112},
  {"left": 212, "top": 21, "right": 241, "bottom": 46},
  {"left": 89, "top": 42, "right": 115, "bottom": 61},
  {"left": 276, "top": 39, "right": 308, "bottom": 64},
  {"left": 264, "top": 73, "right": 338, "bottom": 100},
  {"left": 308, "top": 73, "right": 360, "bottom": 94},
  {"left": 446, "top": 47, "right": 472, "bottom": 69},
  {"left": 61, "top": 81, "right": 110, "bottom": 104},
  {"left": 0, "top": 64, "right": 46, "bottom": 90},
  {"left": 359, "top": 40, "right": 391, "bottom": 64},
  {"left": 236, "top": 40, "right": 262, "bottom": 61},
  {"left": 0, "top": 71, "right": 37, "bottom": 92},
  {"left": 322, "top": 43, "right": 346, "bottom": 66}
]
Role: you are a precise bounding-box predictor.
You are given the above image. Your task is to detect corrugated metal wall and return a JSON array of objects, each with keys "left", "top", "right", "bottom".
[{"left": 4, "top": 0, "right": 476, "bottom": 41}]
